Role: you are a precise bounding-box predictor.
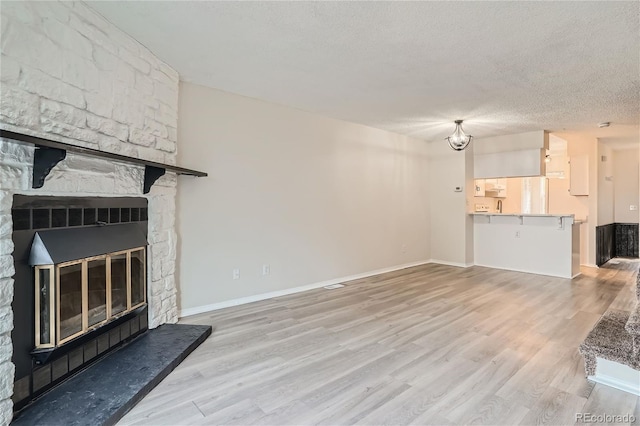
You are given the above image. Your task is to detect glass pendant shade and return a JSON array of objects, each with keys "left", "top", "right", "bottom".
[{"left": 446, "top": 120, "right": 472, "bottom": 151}]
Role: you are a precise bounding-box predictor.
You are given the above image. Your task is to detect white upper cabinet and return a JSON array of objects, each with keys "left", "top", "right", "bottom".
[
  {"left": 474, "top": 149, "right": 546, "bottom": 179},
  {"left": 474, "top": 179, "right": 507, "bottom": 198},
  {"left": 474, "top": 131, "right": 548, "bottom": 179},
  {"left": 569, "top": 155, "right": 589, "bottom": 196},
  {"left": 485, "top": 178, "right": 508, "bottom": 197}
]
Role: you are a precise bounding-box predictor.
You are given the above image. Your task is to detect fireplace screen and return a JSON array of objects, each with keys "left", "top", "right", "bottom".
[{"left": 34, "top": 247, "right": 146, "bottom": 348}]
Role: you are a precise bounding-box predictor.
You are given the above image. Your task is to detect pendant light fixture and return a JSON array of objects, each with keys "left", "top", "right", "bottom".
[{"left": 446, "top": 120, "right": 472, "bottom": 151}]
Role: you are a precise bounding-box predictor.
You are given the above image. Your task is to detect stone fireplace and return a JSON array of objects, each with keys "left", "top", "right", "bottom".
[{"left": 1, "top": 1, "right": 182, "bottom": 422}]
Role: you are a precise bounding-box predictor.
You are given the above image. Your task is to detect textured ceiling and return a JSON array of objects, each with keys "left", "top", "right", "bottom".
[{"left": 88, "top": 1, "right": 640, "bottom": 141}]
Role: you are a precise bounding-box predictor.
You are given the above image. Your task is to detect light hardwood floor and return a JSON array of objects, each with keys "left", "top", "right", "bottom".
[{"left": 119, "top": 260, "right": 640, "bottom": 426}]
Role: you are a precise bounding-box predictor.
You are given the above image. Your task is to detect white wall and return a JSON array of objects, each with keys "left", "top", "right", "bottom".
[
  {"left": 428, "top": 141, "right": 473, "bottom": 266},
  {"left": 464, "top": 144, "right": 474, "bottom": 264},
  {"left": 613, "top": 148, "right": 639, "bottom": 224},
  {"left": 598, "top": 142, "right": 615, "bottom": 226},
  {"left": 0, "top": 1, "right": 180, "bottom": 421},
  {"left": 176, "top": 82, "right": 431, "bottom": 313}
]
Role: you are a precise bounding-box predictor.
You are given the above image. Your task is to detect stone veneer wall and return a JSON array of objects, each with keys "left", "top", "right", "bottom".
[{"left": 0, "top": 2, "right": 180, "bottom": 423}]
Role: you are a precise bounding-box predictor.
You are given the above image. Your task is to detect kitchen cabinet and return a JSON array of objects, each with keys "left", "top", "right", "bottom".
[
  {"left": 475, "top": 148, "right": 545, "bottom": 179},
  {"left": 569, "top": 155, "right": 589, "bottom": 196},
  {"left": 485, "top": 178, "right": 508, "bottom": 197},
  {"left": 475, "top": 178, "right": 507, "bottom": 198}
]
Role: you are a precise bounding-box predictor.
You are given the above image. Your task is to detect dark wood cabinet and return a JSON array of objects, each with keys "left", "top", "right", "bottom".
[
  {"left": 615, "top": 223, "right": 639, "bottom": 258},
  {"left": 596, "top": 223, "right": 639, "bottom": 266}
]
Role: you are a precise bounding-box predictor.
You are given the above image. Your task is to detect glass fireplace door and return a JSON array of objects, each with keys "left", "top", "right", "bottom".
[
  {"left": 87, "top": 257, "right": 107, "bottom": 327},
  {"left": 35, "top": 246, "right": 147, "bottom": 349},
  {"left": 110, "top": 253, "right": 128, "bottom": 316},
  {"left": 130, "top": 249, "right": 146, "bottom": 308},
  {"left": 34, "top": 266, "right": 54, "bottom": 348},
  {"left": 57, "top": 262, "right": 84, "bottom": 343}
]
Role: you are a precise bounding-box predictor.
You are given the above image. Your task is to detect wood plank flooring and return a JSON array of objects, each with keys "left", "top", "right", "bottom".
[{"left": 119, "top": 260, "right": 640, "bottom": 426}]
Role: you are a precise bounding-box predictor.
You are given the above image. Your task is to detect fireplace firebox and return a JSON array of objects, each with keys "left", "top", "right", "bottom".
[
  {"left": 11, "top": 196, "right": 150, "bottom": 412},
  {"left": 31, "top": 226, "right": 147, "bottom": 349}
]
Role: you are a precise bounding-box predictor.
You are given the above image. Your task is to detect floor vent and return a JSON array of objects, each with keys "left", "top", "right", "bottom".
[{"left": 324, "top": 284, "right": 345, "bottom": 290}]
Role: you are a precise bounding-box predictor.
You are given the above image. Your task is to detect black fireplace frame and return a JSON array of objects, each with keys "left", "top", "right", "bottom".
[{"left": 11, "top": 195, "right": 150, "bottom": 412}]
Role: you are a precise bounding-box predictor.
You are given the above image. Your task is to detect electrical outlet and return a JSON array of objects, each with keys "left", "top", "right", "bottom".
[
  {"left": 262, "top": 264, "right": 270, "bottom": 276},
  {"left": 515, "top": 231, "right": 521, "bottom": 238},
  {"left": 630, "top": 205, "right": 638, "bottom": 211},
  {"left": 232, "top": 269, "right": 240, "bottom": 280},
  {"left": 401, "top": 244, "right": 406, "bottom": 254}
]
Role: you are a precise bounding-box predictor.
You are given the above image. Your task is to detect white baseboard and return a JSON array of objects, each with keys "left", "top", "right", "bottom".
[
  {"left": 473, "top": 263, "right": 573, "bottom": 279},
  {"left": 589, "top": 357, "right": 640, "bottom": 396},
  {"left": 428, "top": 259, "right": 473, "bottom": 268},
  {"left": 179, "top": 259, "right": 431, "bottom": 318}
]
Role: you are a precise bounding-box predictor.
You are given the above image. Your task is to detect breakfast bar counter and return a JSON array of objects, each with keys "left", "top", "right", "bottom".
[{"left": 471, "top": 213, "right": 580, "bottom": 278}]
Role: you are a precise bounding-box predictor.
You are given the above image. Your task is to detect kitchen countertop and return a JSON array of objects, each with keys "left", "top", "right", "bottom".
[{"left": 470, "top": 212, "right": 575, "bottom": 218}]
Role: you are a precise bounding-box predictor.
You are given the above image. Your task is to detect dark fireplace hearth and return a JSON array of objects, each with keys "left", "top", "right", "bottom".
[
  {"left": 11, "top": 195, "right": 150, "bottom": 412},
  {"left": 11, "top": 323, "right": 212, "bottom": 426}
]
